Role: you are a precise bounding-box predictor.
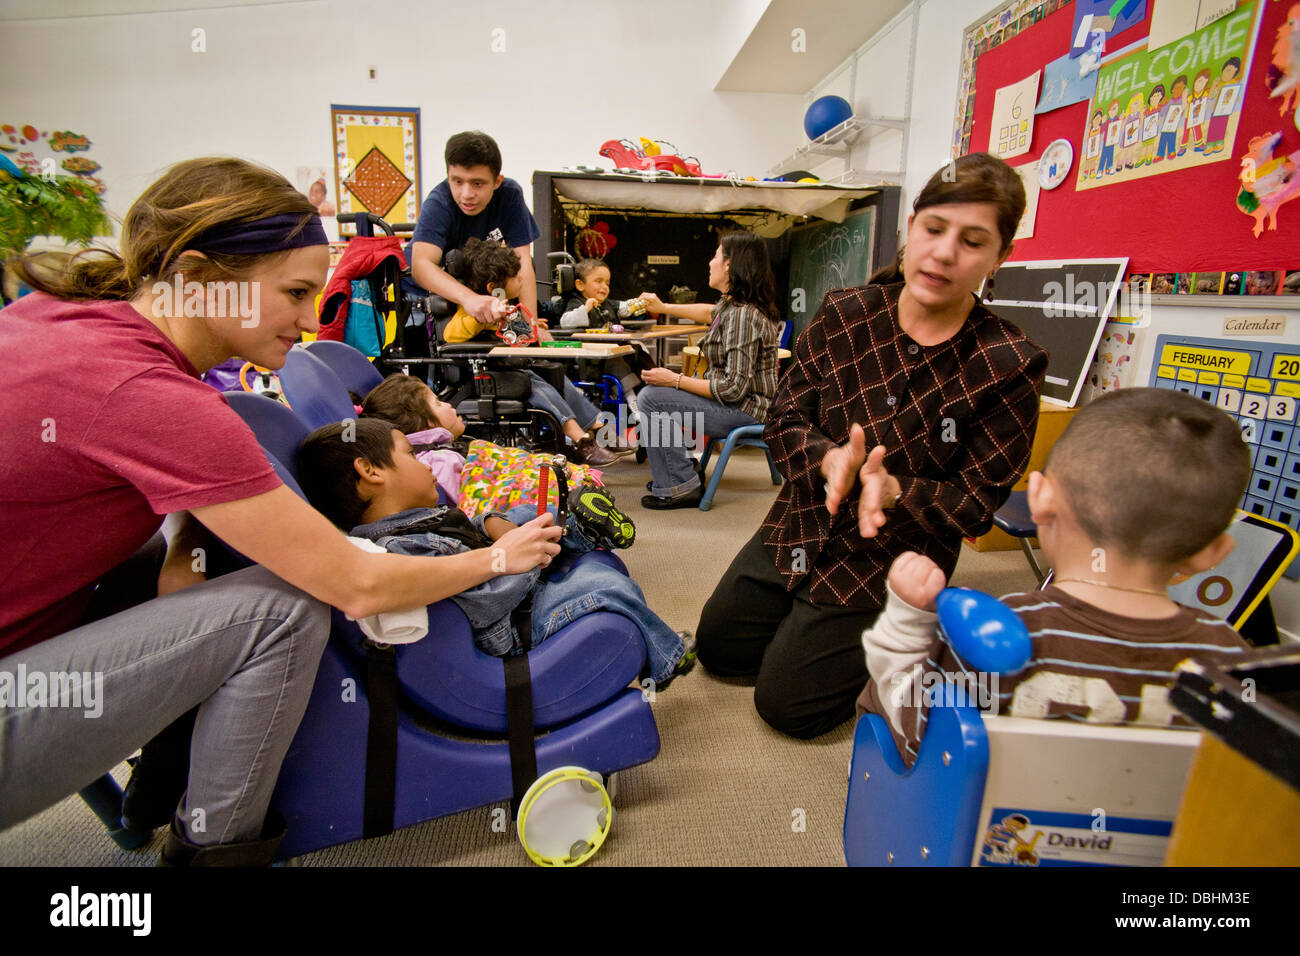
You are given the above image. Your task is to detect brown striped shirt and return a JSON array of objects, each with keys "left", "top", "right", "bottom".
[{"left": 857, "top": 585, "right": 1251, "bottom": 767}]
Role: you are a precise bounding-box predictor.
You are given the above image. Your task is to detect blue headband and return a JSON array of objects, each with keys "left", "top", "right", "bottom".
[{"left": 192, "top": 213, "right": 328, "bottom": 256}]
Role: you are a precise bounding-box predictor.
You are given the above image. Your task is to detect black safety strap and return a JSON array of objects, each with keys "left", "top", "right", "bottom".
[
  {"left": 504, "top": 601, "right": 538, "bottom": 817},
  {"left": 362, "top": 639, "right": 399, "bottom": 839}
]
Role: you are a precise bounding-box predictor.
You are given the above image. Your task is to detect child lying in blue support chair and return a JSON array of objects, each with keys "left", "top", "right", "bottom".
[
  {"left": 298, "top": 418, "right": 695, "bottom": 684},
  {"left": 856, "top": 388, "right": 1253, "bottom": 765}
]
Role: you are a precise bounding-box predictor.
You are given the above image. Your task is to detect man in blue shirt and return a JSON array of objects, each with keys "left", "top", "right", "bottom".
[{"left": 407, "top": 131, "right": 542, "bottom": 324}]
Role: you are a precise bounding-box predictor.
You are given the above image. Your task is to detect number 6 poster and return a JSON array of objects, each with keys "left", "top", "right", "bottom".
[{"left": 992, "top": 70, "right": 1041, "bottom": 159}]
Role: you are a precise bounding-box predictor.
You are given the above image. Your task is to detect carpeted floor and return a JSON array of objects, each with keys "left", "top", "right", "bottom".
[{"left": 0, "top": 448, "right": 1042, "bottom": 867}]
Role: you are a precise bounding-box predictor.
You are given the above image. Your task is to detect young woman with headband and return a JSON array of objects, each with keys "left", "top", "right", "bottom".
[{"left": 0, "top": 157, "right": 561, "bottom": 864}]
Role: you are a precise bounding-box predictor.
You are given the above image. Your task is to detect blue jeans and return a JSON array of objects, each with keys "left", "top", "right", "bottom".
[
  {"left": 532, "top": 556, "right": 685, "bottom": 685},
  {"left": 527, "top": 372, "right": 601, "bottom": 431},
  {"left": 637, "top": 385, "right": 760, "bottom": 499},
  {"left": 0, "top": 565, "right": 330, "bottom": 845},
  {"left": 504, "top": 504, "right": 682, "bottom": 683}
]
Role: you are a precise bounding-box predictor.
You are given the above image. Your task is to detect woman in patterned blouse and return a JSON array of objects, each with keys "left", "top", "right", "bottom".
[
  {"left": 697, "top": 153, "right": 1049, "bottom": 738},
  {"left": 635, "top": 231, "right": 783, "bottom": 509}
]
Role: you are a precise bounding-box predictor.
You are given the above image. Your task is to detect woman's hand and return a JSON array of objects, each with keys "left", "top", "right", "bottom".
[
  {"left": 856, "top": 444, "right": 901, "bottom": 538},
  {"left": 490, "top": 512, "right": 562, "bottom": 573},
  {"left": 887, "top": 551, "right": 946, "bottom": 612},
  {"left": 640, "top": 366, "right": 677, "bottom": 387},
  {"left": 820, "top": 424, "right": 902, "bottom": 538},
  {"left": 637, "top": 291, "right": 666, "bottom": 316}
]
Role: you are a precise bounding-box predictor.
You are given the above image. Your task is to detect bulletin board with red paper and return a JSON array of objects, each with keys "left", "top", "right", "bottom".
[{"left": 966, "top": 0, "right": 1300, "bottom": 275}]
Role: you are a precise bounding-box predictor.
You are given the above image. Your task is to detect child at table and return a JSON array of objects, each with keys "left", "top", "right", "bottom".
[
  {"left": 559, "top": 258, "right": 657, "bottom": 435},
  {"left": 441, "top": 238, "right": 621, "bottom": 466},
  {"left": 359, "top": 372, "right": 635, "bottom": 550},
  {"left": 298, "top": 417, "right": 694, "bottom": 685},
  {"left": 856, "top": 388, "right": 1251, "bottom": 767}
]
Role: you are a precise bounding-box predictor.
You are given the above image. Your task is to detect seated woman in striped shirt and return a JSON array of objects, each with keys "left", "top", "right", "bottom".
[{"left": 634, "top": 231, "right": 782, "bottom": 509}]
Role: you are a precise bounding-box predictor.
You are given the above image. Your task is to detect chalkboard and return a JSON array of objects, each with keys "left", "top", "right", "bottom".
[
  {"left": 985, "top": 258, "right": 1128, "bottom": 407},
  {"left": 787, "top": 207, "right": 875, "bottom": 339}
]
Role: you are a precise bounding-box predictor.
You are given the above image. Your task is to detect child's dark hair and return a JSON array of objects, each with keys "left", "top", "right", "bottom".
[
  {"left": 718, "top": 230, "right": 780, "bottom": 323},
  {"left": 298, "top": 418, "right": 400, "bottom": 530},
  {"left": 460, "top": 238, "right": 520, "bottom": 293},
  {"left": 1046, "top": 388, "right": 1251, "bottom": 567},
  {"left": 574, "top": 258, "right": 607, "bottom": 281},
  {"left": 361, "top": 374, "right": 435, "bottom": 434},
  {"left": 445, "top": 131, "right": 502, "bottom": 179},
  {"left": 870, "top": 152, "right": 1026, "bottom": 285}
]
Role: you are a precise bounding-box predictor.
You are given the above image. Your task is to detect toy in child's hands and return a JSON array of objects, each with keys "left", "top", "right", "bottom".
[
  {"left": 935, "top": 588, "right": 1033, "bottom": 676},
  {"left": 618, "top": 297, "right": 649, "bottom": 318},
  {"left": 491, "top": 286, "right": 540, "bottom": 345}
]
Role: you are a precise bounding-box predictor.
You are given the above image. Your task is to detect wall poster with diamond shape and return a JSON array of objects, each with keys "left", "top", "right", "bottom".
[{"left": 330, "top": 105, "right": 421, "bottom": 235}]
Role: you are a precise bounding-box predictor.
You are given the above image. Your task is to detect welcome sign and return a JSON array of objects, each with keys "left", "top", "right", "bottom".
[{"left": 1077, "top": 2, "right": 1262, "bottom": 190}]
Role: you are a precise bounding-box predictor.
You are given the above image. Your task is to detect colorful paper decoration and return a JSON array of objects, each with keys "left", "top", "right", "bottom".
[
  {"left": 1148, "top": 0, "right": 1237, "bottom": 52},
  {"left": 331, "top": 105, "right": 421, "bottom": 231},
  {"left": 1076, "top": 2, "right": 1261, "bottom": 191},
  {"left": 1036, "top": 52, "right": 1100, "bottom": 113},
  {"left": 1069, "top": 0, "right": 1147, "bottom": 58},
  {"left": 1013, "top": 160, "right": 1041, "bottom": 239},
  {"left": 992, "top": 71, "right": 1041, "bottom": 158},
  {"left": 1236, "top": 130, "right": 1300, "bottom": 237},
  {"left": 1038, "top": 138, "right": 1075, "bottom": 188},
  {"left": 1265, "top": 2, "right": 1300, "bottom": 118}
]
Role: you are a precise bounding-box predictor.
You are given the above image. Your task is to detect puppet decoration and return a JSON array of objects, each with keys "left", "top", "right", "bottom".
[
  {"left": 1266, "top": 4, "right": 1300, "bottom": 118},
  {"left": 575, "top": 220, "right": 618, "bottom": 258},
  {"left": 1237, "top": 131, "right": 1300, "bottom": 237}
]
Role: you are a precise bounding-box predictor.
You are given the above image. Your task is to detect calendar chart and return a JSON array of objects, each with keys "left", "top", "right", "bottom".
[{"left": 1149, "top": 335, "right": 1300, "bottom": 579}]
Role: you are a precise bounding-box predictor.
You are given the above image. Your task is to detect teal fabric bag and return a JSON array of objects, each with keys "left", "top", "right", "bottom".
[{"left": 343, "top": 279, "right": 385, "bottom": 357}]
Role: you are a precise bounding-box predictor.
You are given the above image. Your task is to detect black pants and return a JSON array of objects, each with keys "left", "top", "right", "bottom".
[{"left": 697, "top": 531, "right": 879, "bottom": 739}]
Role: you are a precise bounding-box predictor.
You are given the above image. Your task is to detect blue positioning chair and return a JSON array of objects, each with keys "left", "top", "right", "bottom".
[
  {"left": 697, "top": 423, "right": 782, "bottom": 511},
  {"left": 305, "top": 340, "right": 385, "bottom": 396},
  {"left": 843, "top": 589, "right": 1200, "bottom": 868},
  {"left": 278, "top": 346, "right": 359, "bottom": 430},
  {"left": 224, "top": 385, "right": 659, "bottom": 860}
]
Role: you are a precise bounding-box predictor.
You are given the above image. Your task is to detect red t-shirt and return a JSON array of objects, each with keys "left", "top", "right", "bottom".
[{"left": 0, "top": 293, "right": 282, "bottom": 655}]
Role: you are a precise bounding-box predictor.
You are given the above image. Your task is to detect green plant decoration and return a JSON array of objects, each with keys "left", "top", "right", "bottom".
[{"left": 0, "top": 172, "right": 112, "bottom": 265}]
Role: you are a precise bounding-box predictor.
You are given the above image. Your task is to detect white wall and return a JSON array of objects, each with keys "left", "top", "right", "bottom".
[{"left": 0, "top": 0, "right": 803, "bottom": 223}]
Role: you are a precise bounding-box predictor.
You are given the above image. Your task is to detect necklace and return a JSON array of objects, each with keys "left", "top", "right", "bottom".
[{"left": 1053, "top": 577, "right": 1169, "bottom": 597}]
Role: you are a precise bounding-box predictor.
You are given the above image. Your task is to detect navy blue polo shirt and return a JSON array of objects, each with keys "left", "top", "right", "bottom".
[{"left": 403, "top": 177, "right": 541, "bottom": 294}]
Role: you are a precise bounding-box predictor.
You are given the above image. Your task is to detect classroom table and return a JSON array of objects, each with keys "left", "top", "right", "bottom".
[
  {"left": 488, "top": 344, "right": 633, "bottom": 359},
  {"left": 570, "top": 323, "right": 710, "bottom": 366}
]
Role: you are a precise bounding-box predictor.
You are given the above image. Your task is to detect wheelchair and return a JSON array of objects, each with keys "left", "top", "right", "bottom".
[
  {"left": 325, "top": 212, "right": 564, "bottom": 455},
  {"left": 81, "top": 359, "right": 661, "bottom": 862}
]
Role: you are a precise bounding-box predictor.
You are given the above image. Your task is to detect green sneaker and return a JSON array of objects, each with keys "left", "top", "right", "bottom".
[
  {"left": 568, "top": 486, "right": 636, "bottom": 550},
  {"left": 653, "top": 632, "right": 698, "bottom": 692}
]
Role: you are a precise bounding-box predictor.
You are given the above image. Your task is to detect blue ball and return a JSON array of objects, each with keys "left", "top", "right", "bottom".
[
  {"left": 804, "top": 95, "right": 853, "bottom": 140},
  {"left": 935, "top": 588, "right": 1032, "bottom": 675}
]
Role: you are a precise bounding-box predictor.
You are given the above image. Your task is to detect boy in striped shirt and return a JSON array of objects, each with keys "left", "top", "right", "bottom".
[{"left": 856, "top": 388, "right": 1252, "bottom": 766}]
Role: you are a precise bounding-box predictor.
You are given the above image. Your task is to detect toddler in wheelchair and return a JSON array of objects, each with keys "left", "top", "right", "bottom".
[
  {"left": 442, "top": 238, "right": 623, "bottom": 466},
  {"left": 856, "top": 388, "right": 1252, "bottom": 766},
  {"left": 298, "top": 418, "right": 696, "bottom": 684}
]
